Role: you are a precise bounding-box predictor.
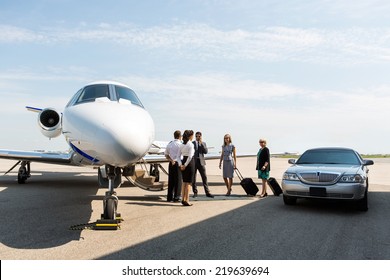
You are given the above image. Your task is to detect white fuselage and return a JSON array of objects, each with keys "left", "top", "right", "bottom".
[{"left": 62, "top": 90, "right": 155, "bottom": 167}]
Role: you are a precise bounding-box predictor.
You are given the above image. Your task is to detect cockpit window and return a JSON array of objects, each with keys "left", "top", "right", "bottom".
[
  {"left": 75, "top": 84, "right": 110, "bottom": 104},
  {"left": 66, "top": 88, "right": 83, "bottom": 107},
  {"left": 115, "top": 86, "right": 144, "bottom": 108}
]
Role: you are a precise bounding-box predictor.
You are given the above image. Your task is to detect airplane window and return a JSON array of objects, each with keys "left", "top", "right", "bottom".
[
  {"left": 75, "top": 85, "right": 110, "bottom": 104},
  {"left": 66, "top": 88, "right": 83, "bottom": 107},
  {"left": 115, "top": 86, "right": 144, "bottom": 108}
]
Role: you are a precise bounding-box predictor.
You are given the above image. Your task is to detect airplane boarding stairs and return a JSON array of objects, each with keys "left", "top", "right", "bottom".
[{"left": 125, "top": 163, "right": 168, "bottom": 191}]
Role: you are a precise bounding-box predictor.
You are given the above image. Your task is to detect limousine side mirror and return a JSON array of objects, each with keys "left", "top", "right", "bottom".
[
  {"left": 362, "top": 159, "right": 374, "bottom": 166},
  {"left": 288, "top": 159, "right": 296, "bottom": 164}
]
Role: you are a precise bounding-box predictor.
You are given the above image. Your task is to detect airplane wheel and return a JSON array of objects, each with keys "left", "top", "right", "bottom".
[
  {"left": 150, "top": 164, "right": 160, "bottom": 182},
  {"left": 17, "top": 167, "right": 27, "bottom": 184},
  {"left": 103, "top": 198, "right": 117, "bottom": 220}
]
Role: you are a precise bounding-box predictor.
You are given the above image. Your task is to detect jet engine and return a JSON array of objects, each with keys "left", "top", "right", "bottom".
[{"left": 38, "top": 108, "right": 62, "bottom": 138}]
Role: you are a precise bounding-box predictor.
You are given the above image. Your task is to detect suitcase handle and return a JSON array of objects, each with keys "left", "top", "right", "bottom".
[{"left": 235, "top": 168, "right": 244, "bottom": 181}]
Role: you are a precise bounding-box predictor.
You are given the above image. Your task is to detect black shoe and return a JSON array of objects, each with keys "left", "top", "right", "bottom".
[
  {"left": 206, "top": 193, "right": 214, "bottom": 198},
  {"left": 173, "top": 198, "right": 181, "bottom": 202},
  {"left": 193, "top": 193, "right": 198, "bottom": 198},
  {"left": 182, "top": 201, "right": 193, "bottom": 206},
  {"left": 167, "top": 199, "right": 173, "bottom": 202}
]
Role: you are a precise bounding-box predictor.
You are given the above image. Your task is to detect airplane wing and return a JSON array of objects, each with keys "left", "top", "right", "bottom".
[
  {"left": 142, "top": 152, "right": 255, "bottom": 164},
  {"left": 142, "top": 153, "right": 219, "bottom": 163},
  {"left": 0, "top": 149, "right": 72, "bottom": 165},
  {"left": 0, "top": 106, "right": 75, "bottom": 166},
  {"left": 145, "top": 140, "right": 255, "bottom": 163},
  {"left": 0, "top": 147, "right": 254, "bottom": 166}
]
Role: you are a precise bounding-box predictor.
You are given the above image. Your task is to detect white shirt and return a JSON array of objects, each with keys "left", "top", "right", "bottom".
[
  {"left": 164, "top": 139, "right": 181, "bottom": 162},
  {"left": 177, "top": 141, "right": 195, "bottom": 167}
]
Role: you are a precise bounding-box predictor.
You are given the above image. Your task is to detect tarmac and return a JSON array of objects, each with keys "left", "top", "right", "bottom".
[{"left": 0, "top": 156, "right": 390, "bottom": 260}]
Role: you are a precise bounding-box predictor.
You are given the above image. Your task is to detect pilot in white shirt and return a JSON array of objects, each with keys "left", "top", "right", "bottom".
[{"left": 165, "top": 130, "right": 182, "bottom": 202}]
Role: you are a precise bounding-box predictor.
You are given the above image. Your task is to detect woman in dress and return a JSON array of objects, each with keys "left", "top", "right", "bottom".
[
  {"left": 219, "top": 134, "right": 237, "bottom": 196},
  {"left": 256, "top": 138, "right": 270, "bottom": 198},
  {"left": 177, "top": 130, "right": 195, "bottom": 206}
]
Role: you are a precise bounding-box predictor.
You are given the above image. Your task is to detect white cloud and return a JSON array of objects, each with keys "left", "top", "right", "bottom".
[
  {"left": 0, "top": 67, "right": 92, "bottom": 82},
  {"left": 2, "top": 23, "right": 390, "bottom": 65},
  {"left": 111, "top": 73, "right": 390, "bottom": 153},
  {"left": 1, "top": 69, "right": 389, "bottom": 153},
  {"left": 322, "top": 0, "right": 390, "bottom": 19},
  {"left": 122, "top": 72, "right": 390, "bottom": 111},
  {"left": 0, "top": 25, "right": 44, "bottom": 43},
  {"left": 120, "top": 73, "right": 302, "bottom": 101}
]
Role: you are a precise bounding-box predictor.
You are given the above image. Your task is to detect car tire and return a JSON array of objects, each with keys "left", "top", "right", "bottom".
[
  {"left": 356, "top": 188, "right": 368, "bottom": 212},
  {"left": 283, "top": 194, "right": 297, "bottom": 205}
]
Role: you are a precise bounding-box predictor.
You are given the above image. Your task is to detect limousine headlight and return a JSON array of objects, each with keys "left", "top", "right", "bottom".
[
  {"left": 283, "top": 172, "right": 300, "bottom": 181},
  {"left": 339, "top": 174, "right": 364, "bottom": 183}
]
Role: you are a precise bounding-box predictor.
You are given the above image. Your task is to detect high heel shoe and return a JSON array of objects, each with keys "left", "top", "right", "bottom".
[
  {"left": 225, "top": 190, "right": 231, "bottom": 196},
  {"left": 260, "top": 192, "right": 268, "bottom": 198},
  {"left": 182, "top": 201, "right": 193, "bottom": 206}
]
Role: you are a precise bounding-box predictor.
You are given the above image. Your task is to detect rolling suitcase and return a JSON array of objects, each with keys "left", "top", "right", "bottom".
[
  {"left": 235, "top": 169, "right": 259, "bottom": 196},
  {"left": 267, "top": 177, "right": 282, "bottom": 196}
]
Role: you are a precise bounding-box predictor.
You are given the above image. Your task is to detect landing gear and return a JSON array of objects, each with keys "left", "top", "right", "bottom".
[
  {"left": 70, "top": 164, "right": 122, "bottom": 231},
  {"left": 103, "top": 193, "right": 118, "bottom": 220},
  {"left": 149, "top": 164, "right": 160, "bottom": 182},
  {"left": 4, "top": 160, "right": 31, "bottom": 184},
  {"left": 17, "top": 161, "right": 31, "bottom": 184},
  {"left": 101, "top": 165, "right": 122, "bottom": 222}
]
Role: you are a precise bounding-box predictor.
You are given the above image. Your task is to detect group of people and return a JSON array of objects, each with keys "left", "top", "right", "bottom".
[{"left": 164, "top": 130, "right": 271, "bottom": 206}]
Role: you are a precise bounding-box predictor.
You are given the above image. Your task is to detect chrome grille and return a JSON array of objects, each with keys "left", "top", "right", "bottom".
[
  {"left": 299, "top": 172, "right": 340, "bottom": 184},
  {"left": 285, "top": 191, "right": 353, "bottom": 199}
]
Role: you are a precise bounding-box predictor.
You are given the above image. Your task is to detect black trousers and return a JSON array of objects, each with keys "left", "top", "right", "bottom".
[
  {"left": 167, "top": 162, "right": 182, "bottom": 201},
  {"left": 192, "top": 159, "right": 210, "bottom": 194}
]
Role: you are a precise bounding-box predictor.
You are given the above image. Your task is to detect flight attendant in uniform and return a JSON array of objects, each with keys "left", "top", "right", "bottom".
[
  {"left": 177, "top": 130, "right": 195, "bottom": 206},
  {"left": 219, "top": 134, "right": 237, "bottom": 196},
  {"left": 256, "top": 139, "right": 270, "bottom": 198}
]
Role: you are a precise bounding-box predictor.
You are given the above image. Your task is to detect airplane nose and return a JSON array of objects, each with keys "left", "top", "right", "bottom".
[
  {"left": 64, "top": 101, "right": 155, "bottom": 167},
  {"left": 94, "top": 104, "right": 155, "bottom": 166},
  {"left": 117, "top": 108, "right": 155, "bottom": 159}
]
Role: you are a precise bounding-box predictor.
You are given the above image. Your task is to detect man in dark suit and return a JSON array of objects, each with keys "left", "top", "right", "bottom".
[{"left": 192, "top": 132, "right": 214, "bottom": 198}]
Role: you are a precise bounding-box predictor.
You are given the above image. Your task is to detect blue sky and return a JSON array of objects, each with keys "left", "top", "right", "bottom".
[{"left": 1, "top": 0, "right": 390, "bottom": 154}]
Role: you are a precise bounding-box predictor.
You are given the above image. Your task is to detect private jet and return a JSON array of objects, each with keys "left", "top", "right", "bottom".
[{"left": 0, "top": 81, "right": 166, "bottom": 221}]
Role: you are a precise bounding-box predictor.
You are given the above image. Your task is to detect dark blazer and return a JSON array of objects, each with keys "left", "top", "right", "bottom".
[
  {"left": 193, "top": 141, "right": 208, "bottom": 166},
  {"left": 256, "top": 147, "right": 270, "bottom": 172}
]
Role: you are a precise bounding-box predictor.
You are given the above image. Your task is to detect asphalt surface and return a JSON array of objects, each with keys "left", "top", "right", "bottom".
[{"left": 0, "top": 157, "right": 390, "bottom": 260}]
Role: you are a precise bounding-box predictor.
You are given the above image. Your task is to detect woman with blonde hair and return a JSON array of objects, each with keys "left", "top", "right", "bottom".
[{"left": 219, "top": 134, "right": 237, "bottom": 196}]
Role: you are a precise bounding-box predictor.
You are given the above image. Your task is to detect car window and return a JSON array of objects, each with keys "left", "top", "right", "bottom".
[{"left": 297, "top": 150, "right": 360, "bottom": 165}]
